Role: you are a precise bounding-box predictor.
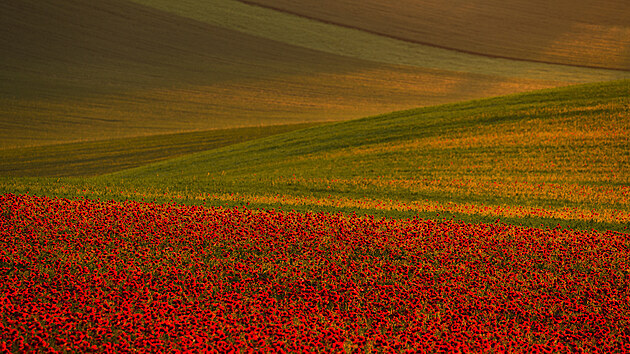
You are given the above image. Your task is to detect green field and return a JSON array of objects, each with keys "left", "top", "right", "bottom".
[{"left": 3, "top": 80, "right": 628, "bottom": 231}]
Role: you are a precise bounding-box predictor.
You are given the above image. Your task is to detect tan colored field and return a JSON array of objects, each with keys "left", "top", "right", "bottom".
[
  {"left": 3, "top": 0, "right": 628, "bottom": 149},
  {"left": 132, "top": 0, "right": 627, "bottom": 83},
  {"left": 242, "top": 0, "right": 630, "bottom": 71},
  {"left": 2, "top": 0, "right": 619, "bottom": 149}
]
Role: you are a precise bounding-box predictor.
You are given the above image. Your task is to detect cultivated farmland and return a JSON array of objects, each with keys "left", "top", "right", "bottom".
[
  {"left": 1, "top": 0, "right": 629, "bottom": 352},
  {"left": 244, "top": 0, "right": 630, "bottom": 70},
  {"left": 2, "top": 0, "right": 628, "bottom": 148},
  {"left": 63, "top": 80, "right": 627, "bottom": 232},
  {"left": 0, "top": 123, "right": 322, "bottom": 177},
  {"left": 2, "top": 82, "right": 628, "bottom": 352},
  {"left": 2, "top": 194, "right": 629, "bottom": 351}
]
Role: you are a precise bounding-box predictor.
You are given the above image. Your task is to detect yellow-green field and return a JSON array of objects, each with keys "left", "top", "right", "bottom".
[{"left": 131, "top": 0, "right": 627, "bottom": 82}]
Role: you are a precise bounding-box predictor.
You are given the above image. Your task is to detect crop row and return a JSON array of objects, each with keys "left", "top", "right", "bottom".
[{"left": 1, "top": 194, "right": 629, "bottom": 352}]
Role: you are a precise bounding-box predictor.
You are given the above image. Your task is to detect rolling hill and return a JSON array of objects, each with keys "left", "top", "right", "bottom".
[
  {"left": 243, "top": 0, "right": 630, "bottom": 70},
  {"left": 2, "top": 2, "right": 628, "bottom": 351},
  {"left": 2, "top": 0, "right": 627, "bottom": 149},
  {"left": 130, "top": 0, "right": 627, "bottom": 83},
  {"left": 3, "top": 80, "right": 626, "bottom": 231}
]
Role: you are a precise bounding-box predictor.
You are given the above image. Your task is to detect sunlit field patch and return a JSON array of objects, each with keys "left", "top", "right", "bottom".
[
  {"left": 253, "top": 176, "right": 630, "bottom": 210},
  {"left": 2, "top": 194, "right": 629, "bottom": 352},
  {"left": 205, "top": 192, "right": 630, "bottom": 225},
  {"left": 86, "top": 188, "right": 629, "bottom": 226}
]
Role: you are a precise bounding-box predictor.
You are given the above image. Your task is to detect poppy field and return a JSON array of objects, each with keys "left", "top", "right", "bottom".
[{"left": 2, "top": 193, "right": 629, "bottom": 352}]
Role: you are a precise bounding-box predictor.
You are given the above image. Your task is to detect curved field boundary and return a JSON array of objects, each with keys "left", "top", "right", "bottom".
[
  {"left": 1, "top": 0, "right": 567, "bottom": 148},
  {"left": 131, "top": 0, "right": 629, "bottom": 83},
  {"left": 95, "top": 80, "right": 629, "bottom": 232},
  {"left": 0, "top": 123, "right": 323, "bottom": 177},
  {"left": 239, "top": 0, "right": 630, "bottom": 71},
  {"left": 0, "top": 81, "right": 627, "bottom": 232}
]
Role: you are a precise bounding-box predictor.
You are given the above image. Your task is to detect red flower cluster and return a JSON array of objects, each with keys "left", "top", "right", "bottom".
[{"left": 1, "top": 194, "right": 629, "bottom": 352}]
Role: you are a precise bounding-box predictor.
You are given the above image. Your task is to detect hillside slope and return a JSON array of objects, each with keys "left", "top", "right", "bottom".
[
  {"left": 0, "top": 0, "right": 570, "bottom": 149},
  {"left": 0, "top": 123, "right": 320, "bottom": 177},
  {"left": 243, "top": 0, "right": 630, "bottom": 70},
  {"left": 131, "top": 0, "right": 627, "bottom": 83},
  {"left": 97, "top": 80, "right": 629, "bottom": 229}
]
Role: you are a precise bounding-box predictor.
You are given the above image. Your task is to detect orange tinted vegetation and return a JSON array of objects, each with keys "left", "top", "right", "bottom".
[
  {"left": 207, "top": 193, "right": 629, "bottom": 225},
  {"left": 255, "top": 177, "right": 629, "bottom": 208},
  {"left": 1, "top": 68, "right": 559, "bottom": 149},
  {"left": 242, "top": 0, "right": 630, "bottom": 70},
  {"left": 19, "top": 186, "right": 626, "bottom": 225},
  {"left": 58, "top": 80, "right": 620, "bottom": 229},
  {"left": 284, "top": 99, "right": 629, "bottom": 186}
]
